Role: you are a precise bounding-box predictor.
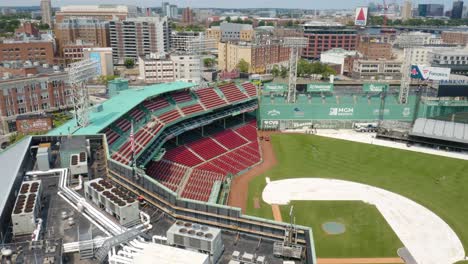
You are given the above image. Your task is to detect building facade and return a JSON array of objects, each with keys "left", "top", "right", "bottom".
[
  {"left": 320, "top": 48, "right": 358, "bottom": 75},
  {"left": 218, "top": 41, "right": 290, "bottom": 73},
  {"left": 394, "top": 32, "right": 442, "bottom": 48},
  {"left": 83, "top": 47, "right": 114, "bottom": 76},
  {"left": 0, "top": 64, "right": 71, "bottom": 135},
  {"left": 138, "top": 54, "right": 200, "bottom": 83},
  {"left": 302, "top": 22, "right": 357, "bottom": 60},
  {"left": 219, "top": 22, "right": 254, "bottom": 42},
  {"left": 442, "top": 31, "right": 468, "bottom": 45},
  {"left": 352, "top": 59, "right": 403, "bottom": 80},
  {"left": 54, "top": 18, "right": 110, "bottom": 57},
  {"left": 55, "top": 5, "right": 137, "bottom": 23},
  {"left": 357, "top": 36, "right": 393, "bottom": 60},
  {"left": 401, "top": 0, "right": 413, "bottom": 21},
  {"left": 40, "top": 0, "right": 52, "bottom": 28},
  {"left": 431, "top": 48, "right": 468, "bottom": 75},
  {"left": 109, "top": 17, "right": 170, "bottom": 64},
  {"left": 0, "top": 39, "right": 55, "bottom": 64},
  {"left": 170, "top": 31, "right": 202, "bottom": 52}
]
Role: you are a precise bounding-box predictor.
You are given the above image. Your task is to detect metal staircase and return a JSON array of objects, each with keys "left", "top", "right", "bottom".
[{"left": 94, "top": 228, "right": 145, "bottom": 263}]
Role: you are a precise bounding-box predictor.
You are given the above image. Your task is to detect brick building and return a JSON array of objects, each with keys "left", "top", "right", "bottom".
[
  {"left": 0, "top": 63, "right": 71, "bottom": 135},
  {"left": 357, "top": 35, "right": 393, "bottom": 60},
  {"left": 218, "top": 41, "right": 290, "bottom": 73},
  {"left": 0, "top": 39, "right": 55, "bottom": 64},
  {"left": 182, "top": 7, "right": 194, "bottom": 24},
  {"left": 15, "top": 22, "right": 39, "bottom": 37},
  {"left": 302, "top": 22, "right": 357, "bottom": 60},
  {"left": 441, "top": 31, "right": 468, "bottom": 46},
  {"left": 54, "top": 18, "right": 110, "bottom": 57}
]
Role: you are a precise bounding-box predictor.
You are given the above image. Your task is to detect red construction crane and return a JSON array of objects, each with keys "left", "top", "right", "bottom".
[{"left": 382, "top": 0, "right": 388, "bottom": 27}]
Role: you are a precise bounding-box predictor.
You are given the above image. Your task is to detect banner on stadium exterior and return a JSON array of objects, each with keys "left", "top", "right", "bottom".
[
  {"left": 354, "top": 7, "right": 368, "bottom": 26},
  {"left": 438, "top": 80, "right": 468, "bottom": 97},
  {"left": 307, "top": 83, "right": 334, "bottom": 92},
  {"left": 410, "top": 65, "right": 451, "bottom": 81},
  {"left": 264, "top": 83, "right": 288, "bottom": 92},
  {"left": 363, "top": 83, "right": 389, "bottom": 92}
]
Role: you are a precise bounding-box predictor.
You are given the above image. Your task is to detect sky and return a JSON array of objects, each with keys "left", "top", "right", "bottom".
[{"left": 0, "top": 0, "right": 457, "bottom": 10}]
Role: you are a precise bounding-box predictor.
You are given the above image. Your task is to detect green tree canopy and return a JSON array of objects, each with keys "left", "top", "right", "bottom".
[
  {"left": 124, "top": 58, "right": 135, "bottom": 68},
  {"left": 237, "top": 59, "right": 250, "bottom": 73}
]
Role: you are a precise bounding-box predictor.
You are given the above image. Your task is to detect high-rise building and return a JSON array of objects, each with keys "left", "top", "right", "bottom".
[
  {"left": 302, "top": 21, "right": 357, "bottom": 60},
  {"left": 162, "top": 2, "right": 178, "bottom": 18},
  {"left": 452, "top": 1, "right": 464, "bottom": 19},
  {"left": 109, "top": 17, "right": 170, "bottom": 64},
  {"left": 54, "top": 18, "right": 110, "bottom": 56},
  {"left": 40, "top": 0, "right": 52, "bottom": 28},
  {"left": 182, "top": 7, "right": 193, "bottom": 24},
  {"left": 401, "top": 0, "right": 413, "bottom": 21},
  {"left": 170, "top": 5, "right": 178, "bottom": 18},
  {"left": 418, "top": 4, "right": 444, "bottom": 17}
]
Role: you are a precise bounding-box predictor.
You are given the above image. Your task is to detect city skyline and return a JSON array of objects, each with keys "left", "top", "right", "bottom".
[{"left": 2, "top": 0, "right": 461, "bottom": 10}]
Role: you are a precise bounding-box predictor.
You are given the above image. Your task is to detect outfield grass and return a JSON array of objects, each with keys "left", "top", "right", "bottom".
[
  {"left": 245, "top": 134, "right": 468, "bottom": 257},
  {"left": 281, "top": 201, "right": 403, "bottom": 257}
]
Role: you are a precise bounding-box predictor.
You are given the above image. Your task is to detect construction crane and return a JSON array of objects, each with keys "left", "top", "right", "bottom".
[{"left": 382, "top": 0, "right": 388, "bottom": 28}]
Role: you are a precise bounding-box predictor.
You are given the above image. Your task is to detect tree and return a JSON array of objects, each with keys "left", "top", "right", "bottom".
[
  {"left": 37, "top": 23, "right": 49, "bottom": 30},
  {"left": 225, "top": 16, "right": 231, "bottom": 22},
  {"left": 124, "top": 58, "right": 134, "bottom": 68},
  {"left": 271, "top": 65, "right": 280, "bottom": 77},
  {"left": 280, "top": 66, "right": 288, "bottom": 78},
  {"left": 266, "top": 21, "right": 275, "bottom": 27},
  {"left": 237, "top": 59, "right": 250, "bottom": 73},
  {"left": 285, "top": 20, "right": 294, "bottom": 27},
  {"left": 258, "top": 21, "right": 266, "bottom": 27},
  {"left": 203, "top": 58, "right": 216, "bottom": 68}
]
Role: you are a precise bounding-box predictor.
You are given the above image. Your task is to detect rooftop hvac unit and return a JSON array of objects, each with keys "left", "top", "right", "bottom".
[
  {"left": 12, "top": 180, "right": 42, "bottom": 236},
  {"left": 69, "top": 152, "right": 88, "bottom": 176},
  {"left": 167, "top": 221, "right": 224, "bottom": 263},
  {"left": 84, "top": 178, "right": 140, "bottom": 226}
]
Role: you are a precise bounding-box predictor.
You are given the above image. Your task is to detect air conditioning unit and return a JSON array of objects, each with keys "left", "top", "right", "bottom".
[
  {"left": 12, "top": 180, "right": 42, "bottom": 236},
  {"left": 69, "top": 152, "right": 88, "bottom": 176}
]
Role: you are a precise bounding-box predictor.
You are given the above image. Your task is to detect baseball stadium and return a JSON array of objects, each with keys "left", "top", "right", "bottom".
[{"left": 44, "top": 78, "right": 468, "bottom": 264}]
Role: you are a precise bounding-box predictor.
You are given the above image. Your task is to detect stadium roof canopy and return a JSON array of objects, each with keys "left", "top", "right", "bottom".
[
  {"left": 48, "top": 81, "right": 196, "bottom": 136},
  {"left": 410, "top": 118, "right": 468, "bottom": 144}
]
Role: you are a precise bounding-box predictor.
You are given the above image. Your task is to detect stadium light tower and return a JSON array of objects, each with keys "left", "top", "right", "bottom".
[
  {"left": 68, "top": 59, "right": 100, "bottom": 128},
  {"left": 187, "top": 35, "right": 218, "bottom": 89},
  {"left": 399, "top": 48, "right": 413, "bottom": 104},
  {"left": 283, "top": 37, "right": 308, "bottom": 103}
]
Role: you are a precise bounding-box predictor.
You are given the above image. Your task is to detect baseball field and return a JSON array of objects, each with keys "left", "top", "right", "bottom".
[{"left": 244, "top": 134, "right": 468, "bottom": 258}]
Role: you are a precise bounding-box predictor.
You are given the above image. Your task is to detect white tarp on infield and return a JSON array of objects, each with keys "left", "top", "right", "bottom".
[{"left": 262, "top": 178, "right": 465, "bottom": 264}]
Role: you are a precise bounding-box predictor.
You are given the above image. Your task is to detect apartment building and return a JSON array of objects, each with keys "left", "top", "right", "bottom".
[
  {"left": 55, "top": 5, "right": 137, "bottom": 23},
  {"left": 109, "top": 17, "right": 170, "bottom": 64},
  {"left": 0, "top": 38, "right": 55, "bottom": 64},
  {"left": 441, "top": 31, "right": 468, "bottom": 46},
  {"left": 138, "top": 54, "right": 200, "bottom": 83}
]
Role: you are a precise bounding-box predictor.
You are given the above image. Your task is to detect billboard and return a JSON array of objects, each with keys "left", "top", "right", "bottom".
[
  {"left": 363, "top": 83, "right": 389, "bottom": 92},
  {"left": 307, "top": 83, "right": 334, "bottom": 92},
  {"left": 355, "top": 7, "right": 368, "bottom": 26},
  {"left": 16, "top": 116, "right": 53, "bottom": 134},
  {"left": 410, "top": 65, "right": 451, "bottom": 81},
  {"left": 262, "top": 120, "right": 280, "bottom": 130},
  {"left": 264, "top": 83, "right": 288, "bottom": 93},
  {"left": 438, "top": 80, "right": 468, "bottom": 97}
]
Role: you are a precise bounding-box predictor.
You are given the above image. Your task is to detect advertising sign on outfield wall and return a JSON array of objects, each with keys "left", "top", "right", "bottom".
[
  {"left": 307, "top": 83, "right": 334, "bottom": 92},
  {"left": 264, "top": 83, "right": 288, "bottom": 92},
  {"left": 262, "top": 120, "right": 280, "bottom": 129},
  {"left": 363, "top": 83, "right": 389, "bottom": 92},
  {"left": 410, "top": 65, "right": 451, "bottom": 81}
]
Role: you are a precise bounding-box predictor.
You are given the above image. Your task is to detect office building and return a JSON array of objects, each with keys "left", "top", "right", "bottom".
[
  {"left": 394, "top": 32, "right": 442, "bottom": 48},
  {"left": 109, "top": 17, "right": 170, "bottom": 64},
  {"left": 431, "top": 48, "right": 468, "bottom": 75},
  {"left": 302, "top": 21, "right": 357, "bottom": 60},
  {"left": 452, "top": 1, "right": 464, "bottom": 19},
  {"left": 40, "top": 0, "right": 52, "bottom": 28},
  {"left": 418, "top": 4, "right": 444, "bottom": 17},
  {"left": 170, "top": 31, "right": 202, "bottom": 52},
  {"left": 55, "top": 5, "right": 137, "bottom": 23}
]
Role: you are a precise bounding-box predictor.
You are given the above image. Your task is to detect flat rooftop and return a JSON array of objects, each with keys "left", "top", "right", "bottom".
[{"left": 47, "top": 81, "right": 196, "bottom": 136}]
